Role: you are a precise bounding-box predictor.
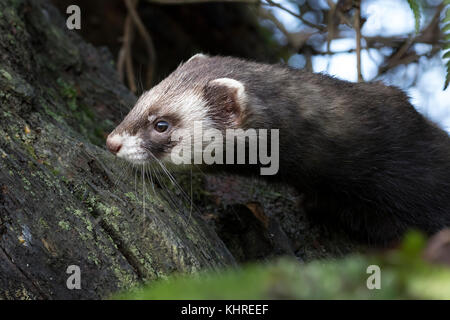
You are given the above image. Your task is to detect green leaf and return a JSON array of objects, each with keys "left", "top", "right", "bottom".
[
  {"left": 443, "top": 51, "right": 450, "bottom": 59},
  {"left": 407, "top": 0, "right": 421, "bottom": 33},
  {"left": 443, "top": 23, "right": 450, "bottom": 33},
  {"left": 445, "top": 60, "right": 450, "bottom": 90}
]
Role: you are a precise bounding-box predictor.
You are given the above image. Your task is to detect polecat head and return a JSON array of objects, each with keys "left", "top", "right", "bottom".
[{"left": 106, "top": 54, "right": 248, "bottom": 165}]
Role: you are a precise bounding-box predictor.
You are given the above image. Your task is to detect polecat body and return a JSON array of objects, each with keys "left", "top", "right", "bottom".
[{"left": 107, "top": 54, "right": 450, "bottom": 245}]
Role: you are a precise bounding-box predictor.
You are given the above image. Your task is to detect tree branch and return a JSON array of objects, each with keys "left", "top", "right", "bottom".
[
  {"left": 258, "top": 6, "right": 314, "bottom": 51},
  {"left": 124, "top": 0, "right": 157, "bottom": 88},
  {"left": 146, "top": 0, "right": 258, "bottom": 3},
  {"left": 262, "top": 0, "right": 327, "bottom": 32},
  {"left": 118, "top": 2, "right": 137, "bottom": 92},
  {"left": 354, "top": 0, "right": 362, "bottom": 82}
]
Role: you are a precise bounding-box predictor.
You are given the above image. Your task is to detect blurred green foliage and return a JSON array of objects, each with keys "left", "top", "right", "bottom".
[{"left": 114, "top": 231, "right": 450, "bottom": 300}]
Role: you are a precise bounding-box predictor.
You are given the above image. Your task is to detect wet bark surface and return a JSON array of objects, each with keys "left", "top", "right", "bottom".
[
  {"left": 0, "top": 0, "right": 360, "bottom": 299},
  {"left": 0, "top": 0, "right": 235, "bottom": 299}
]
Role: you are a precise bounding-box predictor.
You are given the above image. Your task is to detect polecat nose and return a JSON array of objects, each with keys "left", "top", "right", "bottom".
[{"left": 106, "top": 136, "right": 122, "bottom": 155}]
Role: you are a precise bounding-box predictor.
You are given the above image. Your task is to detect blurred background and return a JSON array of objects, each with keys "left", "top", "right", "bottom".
[{"left": 52, "top": 0, "right": 449, "bottom": 131}]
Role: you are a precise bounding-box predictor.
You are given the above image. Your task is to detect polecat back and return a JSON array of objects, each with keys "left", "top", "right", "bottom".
[{"left": 107, "top": 54, "right": 450, "bottom": 245}]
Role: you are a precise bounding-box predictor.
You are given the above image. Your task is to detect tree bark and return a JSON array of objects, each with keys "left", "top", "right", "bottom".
[{"left": 0, "top": 0, "right": 235, "bottom": 299}]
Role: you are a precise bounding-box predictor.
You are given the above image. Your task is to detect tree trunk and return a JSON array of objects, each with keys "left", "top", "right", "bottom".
[{"left": 0, "top": 0, "right": 235, "bottom": 299}]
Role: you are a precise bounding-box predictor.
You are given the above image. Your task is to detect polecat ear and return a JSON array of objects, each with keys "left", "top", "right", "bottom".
[
  {"left": 187, "top": 53, "right": 208, "bottom": 63},
  {"left": 204, "top": 78, "right": 247, "bottom": 126}
]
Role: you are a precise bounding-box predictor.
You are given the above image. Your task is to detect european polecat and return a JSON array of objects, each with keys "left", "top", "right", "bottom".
[{"left": 107, "top": 54, "right": 450, "bottom": 245}]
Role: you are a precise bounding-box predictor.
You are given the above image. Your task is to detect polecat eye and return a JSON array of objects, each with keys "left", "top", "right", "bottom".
[{"left": 154, "top": 120, "right": 169, "bottom": 133}]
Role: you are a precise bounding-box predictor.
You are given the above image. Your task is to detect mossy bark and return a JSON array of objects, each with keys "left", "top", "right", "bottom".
[
  {"left": 0, "top": 0, "right": 365, "bottom": 300},
  {"left": 0, "top": 0, "right": 235, "bottom": 299}
]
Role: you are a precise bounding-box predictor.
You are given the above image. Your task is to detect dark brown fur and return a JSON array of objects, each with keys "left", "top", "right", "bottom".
[{"left": 111, "top": 55, "right": 450, "bottom": 245}]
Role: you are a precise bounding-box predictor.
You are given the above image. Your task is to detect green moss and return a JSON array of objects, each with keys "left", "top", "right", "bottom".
[
  {"left": 58, "top": 220, "right": 71, "bottom": 231},
  {"left": 74, "top": 103, "right": 108, "bottom": 146},
  {"left": 73, "top": 209, "right": 83, "bottom": 217},
  {"left": 0, "top": 91, "right": 11, "bottom": 99},
  {"left": 0, "top": 69, "right": 12, "bottom": 81},
  {"left": 88, "top": 252, "right": 100, "bottom": 266},
  {"left": 50, "top": 168, "right": 60, "bottom": 176},
  {"left": 66, "top": 206, "right": 94, "bottom": 232},
  {"left": 3, "top": 111, "right": 12, "bottom": 118},
  {"left": 115, "top": 232, "right": 450, "bottom": 300},
  {"left": 57, "top": 78, "right": 78, "bottom": 111},
  {"left": 23, "top": 143, "right": 37, "bottom": 160},
  {"left": 38, "top": 217, "right": 49, "bottom": 230},
  {"left": 113, "top": 267, "right": 137, "bottom": 290},
  {"left": 125, "top": 192, "right": 138, "bottom": 202},
  {"left": 42, "top": 103, "right": 64, "bottom": 124},
  {"left": 45, "top": 24, "right": 80, "bottom": 67},
  {"left": 97, "top": 202, "right": 121, "bottom": 217},
  {"left": 6, "top": 34, "right": 14, "bottom": 45},
  {"left": 21, "top": 177, "right": 31, "bottom": 191},
  {"left": 0, "top": 67, "right": 33, "bottom": 100}
]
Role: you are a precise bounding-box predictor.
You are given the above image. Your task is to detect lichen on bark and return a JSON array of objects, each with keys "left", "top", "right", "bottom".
[{"left": 0, "top": 0, "right": 235, "bottom": 299}]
